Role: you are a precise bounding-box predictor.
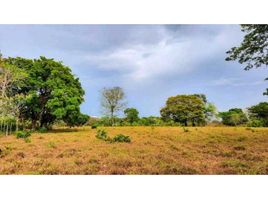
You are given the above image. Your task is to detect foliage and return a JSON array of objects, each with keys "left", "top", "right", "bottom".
[
  {"left": 16, "top": 130, "right": 32, "bottom": 139},
  {"left": 95, "top": 129, "right": 131, "bottom": 143},
  {"left": 160, "top": 95, "right": 206, "bottom": 126},
  {"left": 100, "top": 87, "right": 126, "bottom": 125},
  {"left": 124, "top": 108, "right": 139, "bottom": 124},
  {"left": 219, "top": 108, "right": 248, "bottom": 126},
  {"left": 4, "top": 56, "right": 86, "bottom": 129},
  {"left": 65, "top": 113, "right": 89, "bottom": 127},
  {"left": 91, "top": 125, "right": 97, "bottom": 129},
  {"left": 96, "top": 129, "right": 109, "bottom": 141},
  {"left": 226, "top": 25, "right": 268, "bottom": 95},
  {"left": 247, "top": 102, "right": 268, "bottom": 126},
  {"left": 112, "top": 134, "right": 131, "bottom": 143},
  {"left": 38, "top": 127, "right": 48, "bottom": 133}
]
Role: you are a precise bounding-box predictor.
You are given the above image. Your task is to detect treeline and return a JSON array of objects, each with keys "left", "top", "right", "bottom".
[{"left": 91, "top": 88, "right": 268, "bottom": 127}]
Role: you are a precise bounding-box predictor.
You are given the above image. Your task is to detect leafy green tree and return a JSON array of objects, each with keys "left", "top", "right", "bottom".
[
  {"left": 193, "top": 94, "right": 218, "bottom": 123},
  {"left": 226, "top": 25, "right": 268, "bottom": 95},
  {"left": 5, "top": 56, "right": 85, "bottom": 129},
  {"left": 248, "top": 102, "right": 268, "bottom": 127},
  {"left": 124, "top": 108, "right": 139, "bottom": 124},
  {"left": 219, "top": 108, "right": 248, "bottom": 126},
  {"left": 160, "top": 95, "right": 206, "bottom": 126},
  {"left": 100, "top": 86, "right": 126, "bottom": 126}
]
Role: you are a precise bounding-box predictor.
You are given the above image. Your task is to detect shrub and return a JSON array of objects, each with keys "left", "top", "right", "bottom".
[
  {"left": 16, "top": 130, "right": 32, "bottom": 139},
  {"left": 247, "top": 119, "right": 265, "bottom": 127},
  {"left": 96, "top": 129, "right": 109, "bottom": 141},
  {"left": 112, "top": 134, "right": 131, "bottom": 143},
  {"left": 91, "top": 125, "right": 97, "bottom": 129},
  {"left": 38, "top": 127, "right": 48, "bottom": 133}
]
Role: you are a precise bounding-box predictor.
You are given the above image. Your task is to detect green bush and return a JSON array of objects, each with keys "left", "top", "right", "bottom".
[
  {"left": 112, "top": 134, "right": 131, "bottom": 143},
  {"left": 96, "top": 129, "right": 109, "bottom": 141},
  {"left": 38, "top": 127, "right": 48, "bottom": 133},
  {"left": 24, "top": 137, "right": 31, "bottom": 143},
  {"left": 91, "top": 125, "right": 97, "bottom": 129},
  {"left": 247, "top": 119, "right": 265, "bottom": 127},
  {"left": 16, "top": 130, "right": 32, "bottom": 139}
]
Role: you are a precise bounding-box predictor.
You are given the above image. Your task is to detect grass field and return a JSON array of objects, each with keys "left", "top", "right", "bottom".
[{"left": 0, "top": 126, "right": 267, "bottom": 174}]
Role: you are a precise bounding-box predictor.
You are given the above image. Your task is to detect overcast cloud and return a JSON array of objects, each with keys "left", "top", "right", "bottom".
[{"left": 0, "top": 25, "right": 267, "bottom": 116}]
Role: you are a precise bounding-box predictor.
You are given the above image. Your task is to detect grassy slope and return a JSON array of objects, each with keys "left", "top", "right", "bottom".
[{"left": 0, "top": 126, "right": 267, "bottom": 174}]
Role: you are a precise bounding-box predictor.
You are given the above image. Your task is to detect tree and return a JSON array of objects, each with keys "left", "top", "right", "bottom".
[
  {"left": 124, "top": 108, "right": 139, "bottom": 124},
  {"left": 193, "top": 94, "right": 218, "bottom": 123},
  {"left": 100, "top": 86, "right": 126, "bottom": 125},
  {"left": 160, "top": 95, "right": 206, "bottom": 126},
  {"left": 226, "top": 25, "right": 268, "bottom": 95},
  {"left": 219, "top": 108, "right": 248, "bottom": 126},
  {"left": 248, "top": 102, "right": 268, "bottom": 127},
  {"left": 5, "top": 56, "right": 85, "bottom": 129}
]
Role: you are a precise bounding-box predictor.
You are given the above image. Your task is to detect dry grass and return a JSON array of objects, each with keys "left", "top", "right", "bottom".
[{"left": 0, "top": 126, "right": 267, "bottom": 174}]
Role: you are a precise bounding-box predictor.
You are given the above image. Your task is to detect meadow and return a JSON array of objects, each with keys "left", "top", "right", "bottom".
[{"left": 0, "top": 126, "right": 267, "bottom": 175}]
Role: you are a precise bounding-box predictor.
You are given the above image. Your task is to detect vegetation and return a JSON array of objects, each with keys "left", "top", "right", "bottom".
[
  {"left": 226, "top": 25, "right": 268, "bottom": 95},
  {"left": 100, "top": 87, "right": 126, "bottom": 126},
  {"left": 124, "top": 108, "right": 139, "bottom": 124},
  {"left": 0, "top": 126, "right": 267, "bottom": 174},
  {"left": 219, "top": 108, "right": 248, "bottom": 126},
  {"left": 160, "top": 95, "right": 206, "bottom": 126}
]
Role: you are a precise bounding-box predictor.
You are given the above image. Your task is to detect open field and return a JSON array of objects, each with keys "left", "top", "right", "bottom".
[{"left": 0, "top": 126, "right": 267, "bottom": 174}]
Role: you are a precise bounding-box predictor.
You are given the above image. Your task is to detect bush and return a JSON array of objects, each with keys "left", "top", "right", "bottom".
[
  {"left": 16, "top": 130, "right": 32, "bottom": 139},
  {"left": 91, "top": 125, "right": 97, "bottom": 129},
  {"left": 24, "top": 137, "right": 31, "bottom": 143},
  {"left": 182, "top": 127, "right": 190, "bottom": 132},
  {"left": 96, "top": 129, "right": 109, "bottom": 141},
  {"left": 247, "top": 119, "right": 265, "bottom": 127},
  {"left": 38, "top": 127, "right": 48, "bottom": 133},
  {"left": 95, "top": 129, "right": 131, "bottom": 143},
  {"left": 112, "top": 134, "right": 131, "bottom": 143}
]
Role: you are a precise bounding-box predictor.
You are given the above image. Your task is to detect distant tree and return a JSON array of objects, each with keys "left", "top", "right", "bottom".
[
  {"left": 219, "top": 108, "right": 248, "bottom": 126},
  {"left": 124, "top": 108, "right": 139, "bottom": 124},
  {"left": 248, "top": 102, "right": 268, "bottom": 127},
  {"left": 193, "top": 94, "right": 218, "bottom": 123},
  {"left": 100, "top": 87, "right": 126, "bottom": 125},
  {"left": 5, "top": 56, "right": 85, "bottom": 129},
  {"left": 160, "top": 95, "right": 206, "bottom": 126},
  {"left": 226, "top": 25, "right": 268, "bottom": 95}
]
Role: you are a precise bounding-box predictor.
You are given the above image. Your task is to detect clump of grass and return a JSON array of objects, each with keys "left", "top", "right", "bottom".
[
  {"left": 182, "top": 127, "right": 190, "bottom": 133},
  {"left": 24, "top": 138, "right": 31, "bottom": 143},
  {"left": 16, "top": 130, "right": 32, "bottom": 139},
  {"left": 237, "top": 136, "right": 247, "bottom": 142},
  {"left": 47, "top": 141, "right": 56, "bottom": 149}
]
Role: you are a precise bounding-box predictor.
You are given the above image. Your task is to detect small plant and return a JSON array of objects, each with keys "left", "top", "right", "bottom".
[
  {"left": 96, "top": 129, "right": 109, "bottom": 141},
  {"left": 182, "top": 127, "right": 190, "bottom": 132},
  {"left": 16, "top": 130, "right": 32, "bottom": 139},
  {"left": 91, "top": 125, "right": 97, "bottom": 129},
  {"left": 48, "top": 141, "right": 56, "bottom": 148},
  {"left": 112, "top": 134, "right": 131, "bottom": 143},
  {"left": 24, "top": 137, "right": 31, "bottom": 143},
  {"left": 96, "top": 129, "right": 131, "bottom": 143},
  {"left": 38, "top": 127, "right": 48, "bottom": 133}
]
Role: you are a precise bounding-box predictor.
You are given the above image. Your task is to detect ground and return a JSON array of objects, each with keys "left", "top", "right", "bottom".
[{"left": 0, "top": 126, "right": 267, "bottom": 174}]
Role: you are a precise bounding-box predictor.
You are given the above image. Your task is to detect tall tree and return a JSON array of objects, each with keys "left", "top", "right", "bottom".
[
  {"left": 100, "top": 87, "right": 126, "bottom": 125},
  {"left": 160, "top": 95, "right": 206, "bottom": 126},
  {"left": 248, "top": 102, "right": 268, "bottom": 126},
  {"left": 219, "top": 108, "right": 248, "bottom": 126},
  {"left": 226, "top": 25, "right": 268, "bottom": 95},
  {"left": 5, "top": 56, "right": 85, "bottom": 129}
]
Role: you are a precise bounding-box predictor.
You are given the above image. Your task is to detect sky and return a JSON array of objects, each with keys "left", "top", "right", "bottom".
[{"left": 0, "top": 25, "right": 267, "bottom": 117}]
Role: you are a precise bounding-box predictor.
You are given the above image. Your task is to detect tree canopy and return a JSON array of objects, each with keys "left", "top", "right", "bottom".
[
  {"left": 4, "top": 56, "right": 85, "bottom": 129},
  {"left": 226, "top": 25, "right": 268, "bottom": 95},
  {"left": 124, "top": 108, "right": 139, "bottom": 124},
  {"left": 219, "top": 108, "right": 248, "bottom": 126},
  {"left": 160, "top": 95, "right": 206, "bottom": 126}
]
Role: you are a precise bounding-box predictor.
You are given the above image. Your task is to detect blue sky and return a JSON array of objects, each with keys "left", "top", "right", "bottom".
[{"left": 0, "top": 25, "right": 267, "bottom": 117}]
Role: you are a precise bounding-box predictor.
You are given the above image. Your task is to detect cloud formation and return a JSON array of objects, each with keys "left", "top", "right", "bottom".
[{"left": 0, "top": 25, "right": 267, "bottom": 116}]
